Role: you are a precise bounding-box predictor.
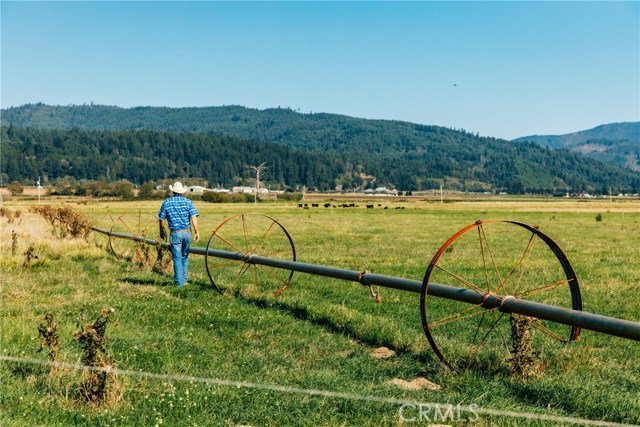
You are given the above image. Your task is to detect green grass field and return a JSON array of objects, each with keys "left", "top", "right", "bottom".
[{"left": 1, "top": 197, "right": 639, "bottom": 426}]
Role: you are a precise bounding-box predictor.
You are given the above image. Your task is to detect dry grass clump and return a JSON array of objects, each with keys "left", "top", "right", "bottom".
[
  {"left": 11, "top": 230, "right": 18, "bottom": 255},
  {"left": 132, "top": 240, "right": 151, "bottom": 269},
  {"left": 130, "top": 239, "right": 172, "bottom": 275},
  {"left": 73, "top": 307, "right": 120, "bottom": 407},
  {"left": 23, "top": 243, "right": 39, "bottom": 268},
  {"left": 152, "top": 246, "right": 173, "bottom": 275},
  {"left": 508, "top": 314, "right": 540, "bottom": 380},
  {"left": 37, "top": 313, "right": 61, "bottom": 374},
  {"left": 31, "top": 205, "right": 93, "bottom": 239},
  {"left": 0, "top": 206, "right": 22, "bottom": 224}
]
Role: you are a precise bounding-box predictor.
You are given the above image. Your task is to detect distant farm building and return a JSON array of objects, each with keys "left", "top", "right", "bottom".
[
  {"left": 232, "top": 186, "right": 269, "bottom": 194},
  {"left": 364, "top": 187, "right": 398, "bottom": 196},
  {"left": 187, "top": 186, "right": 208, "bottom": 194}
]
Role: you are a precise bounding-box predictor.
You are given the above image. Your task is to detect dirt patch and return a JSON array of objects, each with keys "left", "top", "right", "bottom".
[
  {"left": 389, "top": 377, "right": 441, "bottom": 391},
  {"left": 337, "top": 349, "right": 354, "bottom": 358},
  {"left": 371, "top": 347, "right": 395, "bottom": 359}
]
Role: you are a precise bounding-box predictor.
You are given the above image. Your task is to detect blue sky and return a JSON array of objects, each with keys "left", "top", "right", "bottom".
[{"left": 1, "top": 1, "right": 638, "bottom": 140}]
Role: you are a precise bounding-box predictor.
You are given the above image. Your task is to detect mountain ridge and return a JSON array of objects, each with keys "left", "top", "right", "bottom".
[{"left": 514, "top": 122, "right": 640, "bottom": 171}]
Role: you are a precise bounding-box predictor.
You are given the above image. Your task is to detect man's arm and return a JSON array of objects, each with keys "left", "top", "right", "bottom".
[
  {"left": 158, "top": 200, "right": 167, "bottom": 240},
  {"left": 191, "top": 215, "right": 200, "bottom": 242}
]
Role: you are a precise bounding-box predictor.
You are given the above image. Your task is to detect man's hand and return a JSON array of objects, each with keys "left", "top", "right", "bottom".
[
  {"left": 193, "top": 230, "right": 200, "bottom": 242},
  {"left": 159, "top": 221, "right": 167, "bottom": 241}
]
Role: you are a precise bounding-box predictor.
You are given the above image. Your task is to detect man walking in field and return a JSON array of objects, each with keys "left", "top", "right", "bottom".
[{"left": 158, "top": 182, "right": 200, "bottom": 287}]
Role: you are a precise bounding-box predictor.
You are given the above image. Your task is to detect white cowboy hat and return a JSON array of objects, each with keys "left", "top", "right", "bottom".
[{"left": 169, "top": 181, "right": 188, "bottom": 194}]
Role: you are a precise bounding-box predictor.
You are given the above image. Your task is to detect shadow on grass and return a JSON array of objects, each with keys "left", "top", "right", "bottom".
[
  {"left": 503, "top": 380, "right": 623, "bottom": 424},
  {"left": 119, "top": 277, "right": 171, "bottom": 287},
  {"left": 236, "top": 292, "right": 447, "bottom": 371},
  {"left": 120, "top": 277, "right": 217, "bottom": 291}
]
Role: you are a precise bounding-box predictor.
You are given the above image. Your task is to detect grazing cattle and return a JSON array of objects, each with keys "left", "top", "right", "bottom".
[
  {"left": 384, "top": 206, "right": 388, "bottom": 210},
  {"left": 312, "top": 203, "right": 319, "bottom": 208},
  {"left": 324, "top": 203, "right": 331, "bottom": 208},
  {"left": 366, "top": 205, "right": 374, "bottom": 209},
  {"left": 297, "top": 204, "right": 303, "bottom": 208}
]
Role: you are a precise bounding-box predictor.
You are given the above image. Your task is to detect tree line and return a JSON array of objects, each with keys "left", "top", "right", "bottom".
[{"left": 2, "top": 124, "right": 639, "bottom": 194}]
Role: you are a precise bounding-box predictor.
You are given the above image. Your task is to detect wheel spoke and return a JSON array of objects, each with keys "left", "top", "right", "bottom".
[
  {"left": 491, "top": 310, "right": 512, "bottom": 357},
  {"left": 466, "top": 310, "right": 504, "bottom": 371},
  {"left": 248, "top": 221, "right": 277, "bottom": 255},
  {"left": 241, "top": 214, "right": 250, "bottom": 253},
  {"left": 514, "top": 278, "right": 574, "bottom": 299},
  {"left": 478, "top": 227, "right": 491, "bottom": 292},
  {"left": 501, "top": 233, "right": 538, "bottom": 296},
  {"left": 213, "top": 232, "right": 244, "bottom": 254},
  {"left": 480, "top": 225, "right": 505, "bottom": 293},
  {"left": 117, "top": 215, "right": 132, "bottom": 232},
  {"left": 435, "top": 264, "right": 486, "bottom": 295},
  {"left": 224, "top": 262, "right": 251, "bottom": 295},
  {"left": 530, "top": 319, "right": 568, "bottom": 343},
  {"left": 429, "top": 303, "right": 486, "bottom": 329},
  {"left": 207, "top": 260, "right": 242, "bottom": 269},
  {"left": 254, "top": 263, "right": 290, "bottom": 286},
  {"left": 466, "top": 310, "right": 488, "bottom": 368}
]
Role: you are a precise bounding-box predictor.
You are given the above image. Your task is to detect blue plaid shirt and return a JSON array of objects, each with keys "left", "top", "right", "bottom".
[{"left": 158, "top": 195, "right": 199, "bottom": 231}]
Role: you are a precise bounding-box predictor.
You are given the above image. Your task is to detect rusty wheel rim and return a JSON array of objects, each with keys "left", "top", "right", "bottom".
[
  {"left": 421, "top": 220, "right": 582, "bottom": 372},
  {"left": 205, "top": 213, "right": 296, "bottom": 297}
]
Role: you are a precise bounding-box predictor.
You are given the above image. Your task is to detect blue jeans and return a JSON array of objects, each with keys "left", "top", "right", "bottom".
[{"left": 170, "top": 231, "right": 191, "bottom": 286}]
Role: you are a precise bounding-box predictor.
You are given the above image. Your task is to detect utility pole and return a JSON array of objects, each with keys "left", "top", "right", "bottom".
[
  {"left": 610, "top": 187, "right": 613, "bottom": 206},
  {"left": 246, "top": 163, "right": 267, "bottom": 207}
]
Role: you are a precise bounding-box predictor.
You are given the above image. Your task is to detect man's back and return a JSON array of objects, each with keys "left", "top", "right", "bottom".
[{"left": 158, "top": 195, "right": 198, "bottom": 231}]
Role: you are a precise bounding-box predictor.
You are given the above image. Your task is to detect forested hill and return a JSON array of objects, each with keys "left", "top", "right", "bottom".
[
  {"left": 6, "top": 103, "right": 488, "bottom": 156},
  {"left": 1, "top": 103, "right": 639, "bottom": 193},
  {"left": 515, "top": 122, "right": 640, "bottom": 171},
  {"left": 3, "top": 125, "right": 639, "bottom": 194}
]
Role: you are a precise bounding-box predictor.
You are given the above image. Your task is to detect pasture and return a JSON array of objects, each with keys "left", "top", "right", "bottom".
[{"left": 1, "top": 197, "right": 639, "bottom": 426}]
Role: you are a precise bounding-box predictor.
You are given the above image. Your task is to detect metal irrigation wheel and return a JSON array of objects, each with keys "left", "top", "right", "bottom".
[
  {"left": 205, "top": 213, "right": 296, "bottom": 297},
  {"left": 108, "top": 224, "right": 134, "bottom": 260},
  {"left": 421, "top": 220, "right": 582, "bottom": 372},
  {"left": 107, "top": 213, "right": 166, "bottom": 264}
]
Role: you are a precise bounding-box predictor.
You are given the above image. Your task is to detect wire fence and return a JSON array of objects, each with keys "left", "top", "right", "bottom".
[{"left": 1, "top": 355, "right": 637, "bottom": 427}]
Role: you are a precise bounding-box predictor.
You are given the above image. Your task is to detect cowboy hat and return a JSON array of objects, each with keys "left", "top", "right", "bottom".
[{"left": 169, "top": 181, "right": 188, "bottom": 194}]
